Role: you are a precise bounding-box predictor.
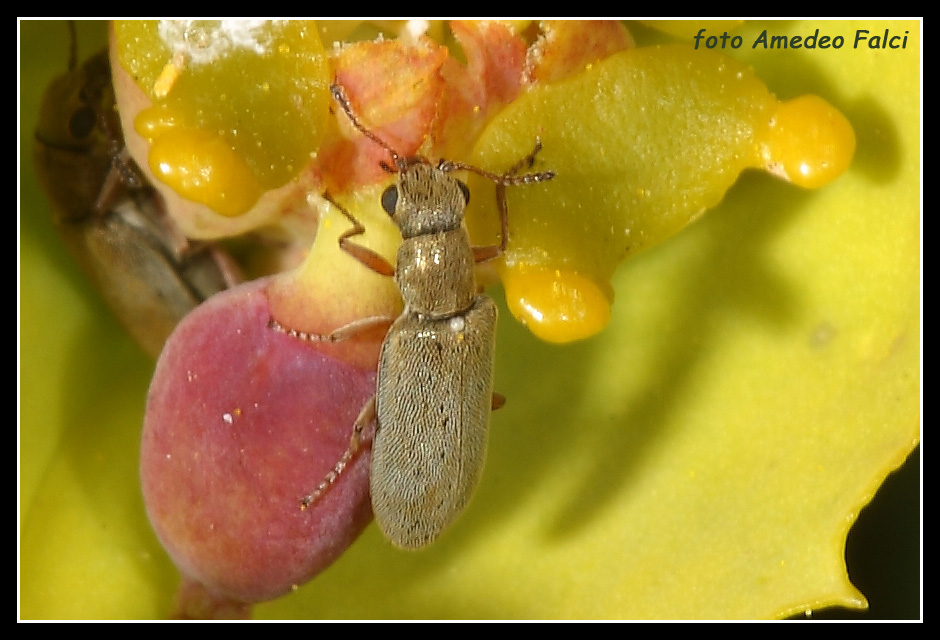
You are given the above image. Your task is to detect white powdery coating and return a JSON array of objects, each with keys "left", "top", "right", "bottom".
[{"left": 157, "top": 20, "right": 286, "bottom": 66}]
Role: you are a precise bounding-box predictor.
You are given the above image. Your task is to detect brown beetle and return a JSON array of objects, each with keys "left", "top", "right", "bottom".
[
  {"left": 33, "top": 34, "right": 237, "bottom": 358},
  {"left": 270, "top": 83, "right": 554, "bottom": 549}
]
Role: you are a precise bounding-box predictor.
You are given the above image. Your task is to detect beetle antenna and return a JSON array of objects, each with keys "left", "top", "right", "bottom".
[
  {"left": 67, "top": 21, "right": 78, "bottom": 72},
  {"left": 440, "top": 137, "right": 555, "bottom": 187},
  {"left": 331, "top": 83, "right": 405, "bottom": 171}
]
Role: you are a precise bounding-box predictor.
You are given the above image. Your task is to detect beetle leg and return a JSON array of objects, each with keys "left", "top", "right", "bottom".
[
  {"left": 465, "top": 138, "right": 556, "bottom": 262},
  {"left": 300, "top": 394, "right": 376, "bottom": 510},
  {"left": 470, "top": 180, "right": 509, "bottom": 263},
  {"left": 268, "top": 187, "right": 396, "bottom": 342},
  {"left": 269, "top": 315, "right": 394, "bottom": 343},
  {"left": 322, "top": 192, "right": 396, "bottom": 277},
  {"left": 504, "top": 138, "right": 545, "bottom": 176},
  {"left": 203, "top": 245, "right": 243, "bottom": 289}
]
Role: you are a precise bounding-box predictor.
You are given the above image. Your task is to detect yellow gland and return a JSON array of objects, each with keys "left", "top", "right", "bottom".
[
  {"left": 147, "top": 128, "right": 263, "bottom": 218},
  {"left": 759, "top": 95, "right": 856, "bottom": 189},
  {"left": 501, "top": 264, "right": 612, "bottom": 344},
  {"left": 469, "top": 45, "right": 856, "bottom": 344},
  {"left": 114, "top": 20, "right": 329, "bottom": 219}
]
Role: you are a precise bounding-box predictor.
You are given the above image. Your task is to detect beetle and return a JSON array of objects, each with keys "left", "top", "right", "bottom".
[
  {"left": 33, "top": 32, "right": 237, "bottom": 359},
  {"left": 269, "top": 83, "right": 554, "bottom": 549}
]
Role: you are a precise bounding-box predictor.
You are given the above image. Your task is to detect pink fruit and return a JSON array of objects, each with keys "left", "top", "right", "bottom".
[{"left": 142, "top": 277, "right": 377, "bottom": 604}]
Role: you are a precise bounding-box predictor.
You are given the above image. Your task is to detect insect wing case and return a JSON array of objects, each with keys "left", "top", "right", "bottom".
[{"left": 371, "top": 296, "right": 497, "bottom": 549}]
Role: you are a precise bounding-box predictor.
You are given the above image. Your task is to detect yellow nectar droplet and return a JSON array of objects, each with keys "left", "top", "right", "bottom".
[
  {"left": 148, "top": 128, "right": 263, "bottom": 217},
  {"left": 502, "top": 264, "right": 612, "bottom": 343},
  {"left": 761, "top": 95, "right": 856, "bottom": 189}
]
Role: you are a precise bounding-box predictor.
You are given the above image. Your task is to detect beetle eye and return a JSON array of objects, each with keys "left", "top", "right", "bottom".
[
  {"left": 457, "top": 180, "right": 470, "bottom": 206},
  {"left": 381, "top": 184, "right": 398, "bottom": 216},
  {"left": 68, "top": 106, "right": 97, "bottom": 141}
]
